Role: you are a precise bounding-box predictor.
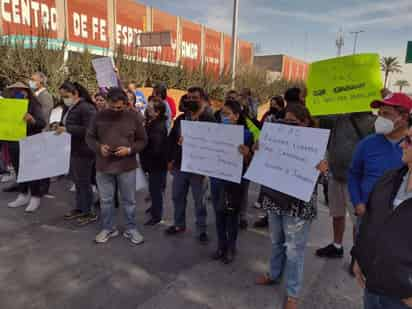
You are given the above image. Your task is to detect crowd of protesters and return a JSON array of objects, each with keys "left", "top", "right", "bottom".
[{"left": 1, "top": 71, "right": 412, "bottom": 309}]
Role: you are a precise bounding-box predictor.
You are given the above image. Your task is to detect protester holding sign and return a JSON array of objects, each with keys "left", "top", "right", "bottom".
[
  {"left": 86, "top": 88, "right": 147, "bottom": 245},
  {"left": 56, "top": 81, "right": 97, "bottom": 225},
  {"left": 140, "top": 97, "right": 169, "bottom": 226},
  {"left": 6, "top": 82, "right": 47, "bottom": 212},
  {"left": 210, "top": 100, "right": 253, "bottom": 264},
  {"left": 255, "top": 104, "right": 328, "bottom": 309},
  {"left": 165, "top": 87, "right": 215, "bottom": 243}
]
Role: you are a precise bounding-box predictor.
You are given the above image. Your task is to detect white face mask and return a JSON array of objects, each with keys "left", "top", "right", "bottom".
[
  {"left": 374, "top": 116, "right": 395, "bottom": 135},
  {"left": 63, "top": 98, "right": 75, "bottom": 107}
]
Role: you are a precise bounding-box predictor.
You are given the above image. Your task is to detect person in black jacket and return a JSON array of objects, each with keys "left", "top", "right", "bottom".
[
  {"left": 6, "top": 82, "right": 47, "bottom": 212},
  {"left": 165, "top": 86, "right": 216, "bottom": 243},
  {"left": 352, "top": 126, "right": 412, "bottom": 309},
  {"left": 141, "top": 97, "right": 169, "bottom": 226},
  {"left": 54, "top": 81, "right": 97, "bottom": 226}
]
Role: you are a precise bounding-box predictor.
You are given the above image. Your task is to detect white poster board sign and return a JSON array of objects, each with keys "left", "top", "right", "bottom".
[
  {"left": 49, "top": 106, "right": 63, "bottom": 124},
  {"left": 18, "top": 132, "right": 71, "bottom": 183},
  {"left": 181, "top": 120, "right": 244, "bottom": 183},
  {"left": 245, "top": 123, "right": 330, "bottom": 202},
  {"left": 92, "top": 57, "right": 118, "bottom": 88}
]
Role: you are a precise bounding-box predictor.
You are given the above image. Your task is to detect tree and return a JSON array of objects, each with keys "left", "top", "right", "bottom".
[
  {"left": 381, "top": 56, "right": 402, "bottom": 88},
  {"left": 394, "top": 80, "right": 410, "bottom": 92}
]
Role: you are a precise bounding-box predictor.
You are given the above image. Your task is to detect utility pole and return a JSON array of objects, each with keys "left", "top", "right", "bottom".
[
  {"left": 336, "top": 28, "right": 344, "bottom": 57},
  {"left": 350, "top": 30, "right": 365, "bottom": 54},
  {"left": 230, "top": 0, "right": 239, "bottom": 89}
]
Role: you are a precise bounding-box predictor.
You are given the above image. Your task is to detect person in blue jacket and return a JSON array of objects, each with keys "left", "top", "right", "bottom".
[{"left": 349, "top": 93, "right": 412, "bottom": 218}]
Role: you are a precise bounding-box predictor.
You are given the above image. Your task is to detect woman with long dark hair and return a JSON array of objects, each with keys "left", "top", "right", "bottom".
[
  {"left": 141, "top": 97, "right": 169, "bottom": 226},
  {"left": 7, "top": 82, "right": 47, "bottom": 212},
  {"left": 210, "top": 99, "right": 253, "bottom": 264},
  {"left": 255, "top": 103, "right": 326, "bottom": 309},
  {"left": 54, "top": 81, "right": 97, "bottom": 226}
]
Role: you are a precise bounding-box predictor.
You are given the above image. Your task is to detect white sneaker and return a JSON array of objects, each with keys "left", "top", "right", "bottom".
[
  {"left": 69, "top": 184, "right": 76, "bottom": 192},
  {"left": 253, "top": 202, "right": 262, "bottom": 209},
  {"left": 25, "top": 197, "right": 41, "bottom": 212},
  {"left": 95, "top": 229, "right": 119, "bottom": 244},
  {"left": 1, "top": 173, "right": 16, "bottom": 183},
  {"left": 8, "top": 193, "right": 31, "bottom": 208},
  {"left": 123, "top": 229, "right": 144, "bottom": 245}
]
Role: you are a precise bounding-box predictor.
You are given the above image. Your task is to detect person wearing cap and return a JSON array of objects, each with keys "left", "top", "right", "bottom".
[
  {"left": 6, "top": 82, "right": 47, "bottom": 212},
  {"left": 348, "top": 93, "right": 412, "bottom": 220},
  {"left": 351, "top": 122, "right": 412, "bottom": 309}
]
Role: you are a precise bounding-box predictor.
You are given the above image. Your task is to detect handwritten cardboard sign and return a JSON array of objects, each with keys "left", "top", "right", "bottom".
[
  {"left": 306, "top": 53, "right": 382, "bottom": 116},
  {"left": 0, "top": 99, "right": 28, "bottom": 141},
  {"left": 92, "top": 57, "right": 118, "bottom": 88},
  {"left": 18, "top": 132, "right": 71, "bottom": 183},
  {"left": 245, "top": 123, "right": 330, "bottom": 202},
  {"left": 181, "top": 121, "right": 244, "bottom": 183}
]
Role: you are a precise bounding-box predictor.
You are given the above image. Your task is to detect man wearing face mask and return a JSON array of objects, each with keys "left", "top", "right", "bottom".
[
  {"left": 348, "top": 93, "right": 412, "bottom": 220},
  {"left": 87, "top": 88, "right": 147, "bottom": 245},
  {"left": 166, "top": 86, "right": 216, "bottom": 243},
  {"left": 29, "top": 72, "right": 53, "bottom": 127}
]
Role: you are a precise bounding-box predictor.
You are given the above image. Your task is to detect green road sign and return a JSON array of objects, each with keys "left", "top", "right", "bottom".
[{"left": 407, "top": 41, "right": 412, "bottom": 63}]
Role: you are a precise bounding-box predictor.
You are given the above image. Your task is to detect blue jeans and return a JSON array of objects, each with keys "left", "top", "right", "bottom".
[
  {"left": 210, "top": 178, "right": 241, "bottom": 251},
  {"left": 96, "top": 169, "right": 137, "bottom": 231},
  {"left": 172, "top": 170, "right": 207, "bottom": 235},
  {"left": 364, "top": 290, "right": 409, "bottom": 309},
  {"left": 148, "top": 170, "right": 167, "bottom": 220},
  {"left": 268, "top": 211, "right": 311, "bottom": 298}
]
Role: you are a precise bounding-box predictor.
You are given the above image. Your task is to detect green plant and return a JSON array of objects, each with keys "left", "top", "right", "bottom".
[
  {"left": 381, "top": 56, "right": 402, "bottom": 88},
  {"left": 394, "top": 80, "right": 410, "bottom": 92}
]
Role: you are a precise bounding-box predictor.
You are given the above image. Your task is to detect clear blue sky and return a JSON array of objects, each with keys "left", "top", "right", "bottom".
[{"left": 141, "top": 0, "right": 412, "bottom": 91}]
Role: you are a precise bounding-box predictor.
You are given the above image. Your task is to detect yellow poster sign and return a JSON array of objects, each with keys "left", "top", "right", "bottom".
[
  {"left": 0, "top": 99, "right": 29, "bottom": 141},
  {"left": 306, "top": 53, "right": 383, "bottom": 116}
]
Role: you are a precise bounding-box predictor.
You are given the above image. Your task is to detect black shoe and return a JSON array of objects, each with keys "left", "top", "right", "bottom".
[
  {"left": 64, "top": 209, "right": 84, "bottom": 220},
  {"left": 211, "top": 249, "right": 226, "bottom": 261},
  {"left": 239, "top": 219, "right": 248, "bottom": 230},
  {"left": 222, "top": 249, "right": 235, "bottom": 264},
  {"left": 254, "top": 215, "right": 269, "bottom": 228},
  {"left": 165, "top": 226, "right": 186, "bottom": 235},
  {"left": 316, "top": 244, "right": 344, "bottom": 258},
  {"left": 145, "top": 207, "right": 152, "bottom": 214},
  {"left": 198, "top": 232, "right": 209, "bottom": 244},
  {"left": 76, "top": 213, "right": 98, "bottom": 226},
  {"left": 144, "top": 218, "right": 161, "bottom": 226},
  {"left": 2, "top": 184, "right": 19, "bottom": 193}
]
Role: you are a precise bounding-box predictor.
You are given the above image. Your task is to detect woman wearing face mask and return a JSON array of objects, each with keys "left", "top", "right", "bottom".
[
  {"left": 55, "top": 81, "right": 97, "bottom": 226},
  {"left": 6, "top": 82, "right": 47, "bottom": 212},
  {"left": 261, "top": 96, "right": 286, "bottom": 125},
  {"left": 140, "top": 97, "right": 169, "bottom": 226},
  {"left": 255, "top": 104, "right": 328, "bottom": 309},
  {"left": 210, "top": 100, "right": 253, "bottom": 264}
]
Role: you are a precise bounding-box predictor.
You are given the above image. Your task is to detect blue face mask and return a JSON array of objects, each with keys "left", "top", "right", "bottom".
[
  {"left": 14, "top": 91, "right": 26, "bottom": 99},
  {"left": 222, "top": 116, "right": 232, "bottom": 124}
]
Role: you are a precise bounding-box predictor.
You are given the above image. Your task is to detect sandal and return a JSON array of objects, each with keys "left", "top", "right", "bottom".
[
  {"left": 256, "top": 274, "right": 277, "bottom": 286},
  {"left": 284, "top": 297, "right": 298, "bottom": 309}
]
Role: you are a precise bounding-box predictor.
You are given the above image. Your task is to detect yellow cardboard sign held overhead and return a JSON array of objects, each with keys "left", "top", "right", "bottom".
[
  {"left": 306, "top": 53, "right": 383, "bottom": 116},
  {"left": 0, "top": 99, "right": 29, "bottom": 141}
]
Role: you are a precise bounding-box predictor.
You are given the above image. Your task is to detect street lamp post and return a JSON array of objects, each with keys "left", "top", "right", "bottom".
[
  {"left": 230, "top": 0, "right": 239, "bottom": 89},
  {"left": 350, "top": 30, "right": 365, "bottom": 54}
]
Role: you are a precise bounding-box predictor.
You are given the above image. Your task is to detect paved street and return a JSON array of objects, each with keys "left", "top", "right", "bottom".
[{"left": 0, "top": 179, "right": 362, "bottom": 309}]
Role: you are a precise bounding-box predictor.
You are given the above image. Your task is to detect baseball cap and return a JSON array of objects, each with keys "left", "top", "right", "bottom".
[{"left": 371, "top": 92, "right": 412, "bottom": 111}]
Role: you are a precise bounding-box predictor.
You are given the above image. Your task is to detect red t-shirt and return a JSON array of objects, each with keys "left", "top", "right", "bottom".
[{"left": 166, "top": 96, "right": 177, "bottom": 119}]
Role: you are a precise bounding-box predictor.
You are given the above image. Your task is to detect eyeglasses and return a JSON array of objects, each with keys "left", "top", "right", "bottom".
[{"left": 401, "top": 135, "right": 412, "bottom": 147}]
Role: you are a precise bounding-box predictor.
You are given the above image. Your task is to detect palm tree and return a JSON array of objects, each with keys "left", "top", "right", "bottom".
[
  {"left": 394, "top": 80, "right": 410, "bottom": 92},
  {"left": 381, "top": 57, "right": 402, "bottom": 88}
]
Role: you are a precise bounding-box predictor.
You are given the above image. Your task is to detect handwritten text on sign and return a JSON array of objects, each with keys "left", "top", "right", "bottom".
[
  {"left": 18, "top": 132, "right": 71, "bottom": 183},
  {"left": 92, "top": 57, "right": 118, "bottom": 88},
  {"left": 0, "top": 99, "right": 28, "bottom": 141},
  {"left": 306, "top": 53, "right": 382, "bottom": 116},
  {"left": 245, "top": 123, "right": 330, "bottom": 202},
  {"left": 181, "top": 121, "right": 244, "bottom": 183}
]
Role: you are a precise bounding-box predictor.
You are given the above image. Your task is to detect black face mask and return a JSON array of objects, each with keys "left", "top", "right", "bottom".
[
  {"left": 186, "top": 100, "right": 200, "bottom": 113},
  {"left": 107, "top": 109, "right": 124, "bottom": 118}
]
